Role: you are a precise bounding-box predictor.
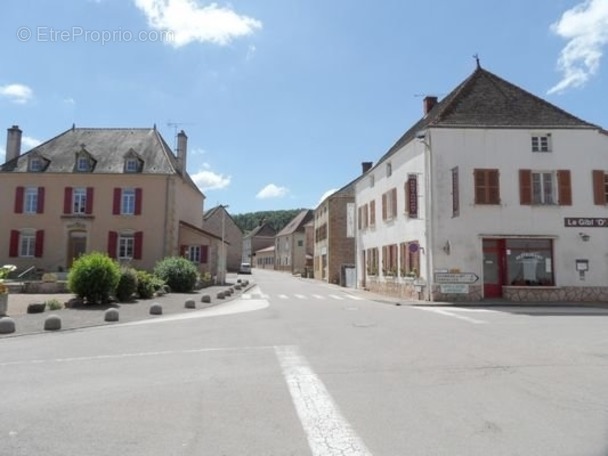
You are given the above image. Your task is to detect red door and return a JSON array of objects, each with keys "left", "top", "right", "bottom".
[{"left": 483, "top": 239, "right": 506, "bottom": 298}]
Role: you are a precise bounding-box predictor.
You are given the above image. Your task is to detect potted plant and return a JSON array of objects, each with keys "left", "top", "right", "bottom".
[{"left": 0, "top": 264, "right": 17, "bottom": 317}]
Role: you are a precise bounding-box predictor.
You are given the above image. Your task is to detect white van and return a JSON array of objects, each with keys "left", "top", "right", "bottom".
[{"left": 239, "top": 262, "right": 252, "bottom": 274}]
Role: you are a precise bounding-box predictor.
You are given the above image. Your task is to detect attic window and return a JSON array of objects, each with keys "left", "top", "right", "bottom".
[
  {"left": 386, "top": 162, "right": 392, "bottom": 177},
  {"left": 370, "top": 174, "right": 375, "bottom": 188},
  {"left": 125, "top": 158, "right": 140, "bottom": 173},
  {"left": 76, "top": 156, "right": 91, "bottom": 172},
  {"left": 29, "top": 157, "right": 43, "bottom": 172},
  {"left": 531, "top": 135, "right": 551, "bottom": 153}
]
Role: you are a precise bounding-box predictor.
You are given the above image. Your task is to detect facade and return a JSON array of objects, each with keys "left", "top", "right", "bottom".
[
  {"left": 356, "top": 66, "right": 608, "bottom": 302},
  {"left": 275, "top": 209, "right": 314, "bottom": 274},
  {"left": 313, "top": 182, "right": 356, "bottom": 286},
  {"left": 0, "top": 125, "right": 222, "bottom": 275},
  {"left": 242, "top": 222, "right": 277, "bottom": 266},
  {"left": 203, "top": 205, "right": 243, "bottom": 272},
  {"left": 254, "top": 245, "right": 275, "bottom": 270}
]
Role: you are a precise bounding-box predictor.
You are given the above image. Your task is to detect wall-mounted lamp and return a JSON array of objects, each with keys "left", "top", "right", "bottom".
[
  {"left": 579, "top": 232, "right": 590, "bottom": 242},
  {"left": 442, "top": 240, "right": 451, "bottom": 255}
]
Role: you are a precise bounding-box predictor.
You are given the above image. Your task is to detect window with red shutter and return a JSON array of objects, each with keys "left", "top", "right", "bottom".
[
  {"left": 134, "top": 232, "right": 143, "bottom": 260},
  {"left": 34, "top": 230, "right": 44, "bottom": 257},
  {"left": 14, "top": 187, "right": 24, "bottom": 213},
  {"left": 592, "top": 170, "right": 607, "bottom": 205},
  {"left": 369, "top": 200, "right": 376, "bottom": 227},
  {"left": 112, "top": 188, "right": 121, "bottom": 215},
  {"left": 64, "top": 187, "right": 73, "bottom": 214},
  {"left": 519, "top": 169, "right": 532, "bottom": 205},
  {"left": 474, "top": 169, "right": 500, "bottom": 204},
  {"left": 201, "top": 245, "right": 209, "bottom": 263},
  {"left": 557, "top": 170, "right": 572, "bottom": 206},
  {"left": 135, "top": 188, "right": 143, "bottom": 215},
  {"left": 85, "top": 187, "right": 94, "bottom": 214},
  {"left": 9, "top": 230, "right": 19, "bottom": 257},
  {"left": 108, "top": 231, "right": 118, "bottom": 258},
  {"left": 37, "top": 188, "right": 45, "bottom": 214}
]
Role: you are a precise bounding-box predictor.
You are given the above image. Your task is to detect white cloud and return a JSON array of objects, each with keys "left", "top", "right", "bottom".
[
  {"left": 191, "top": 168, "right": 231, "bottom": 190},
  {"left": 317, "top": 188, "right": 338, "bottom": 206},
  {"left": 0, "top": 84, "right": 34, "bottom": 104},
  {"left": 134, "top": 0, "right": 262, "bottom": 47},
  {"left": 63, "top": 97, "right": 76, "bottom": 105},
  {"left": 256, "top": 183, "right": 289, "bottom": 199},
  {"left": 549, "top": 0, "right": 608, "bottom": 94},
  {"left": 22, "top": 136, "right": 42, "bottom": 151}
]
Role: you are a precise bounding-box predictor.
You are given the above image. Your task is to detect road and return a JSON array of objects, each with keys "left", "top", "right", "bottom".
[{"left": 2, "top": 268, "right": 608, "bottom": 455}]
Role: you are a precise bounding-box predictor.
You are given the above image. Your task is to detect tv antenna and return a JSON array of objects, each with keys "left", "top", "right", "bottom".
[{"left": 166, "top": 121, "right": 195, "bottom": 152}]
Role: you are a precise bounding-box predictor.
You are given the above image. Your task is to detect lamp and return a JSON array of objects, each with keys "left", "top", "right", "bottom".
[{"left": 579, "top": 232, "right": 590, "bottom": 242}]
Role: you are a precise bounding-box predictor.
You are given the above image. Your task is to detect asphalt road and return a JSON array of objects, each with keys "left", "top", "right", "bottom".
[{"left": 1, "top": 269, "right": 608, "bottom": 455}]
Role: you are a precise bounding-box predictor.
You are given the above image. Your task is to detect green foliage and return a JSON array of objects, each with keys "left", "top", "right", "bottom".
[
  {"left": 232, "top": 209, "right": 308, "bottom": 233},
  {"left": 46, "top": 298, "right": 63, "bottom": 311},
  {"left": 116, "top": 267, "right": 138, "bottom": 303},
  {"left": 68, "top": 252, "right": 120, "bottom": 304},
  {"left": 135, "top": 270, "right": 159, "bottom": 299},
  {"left": 153, "top": 257, "right": 198, "bottom": 293}
]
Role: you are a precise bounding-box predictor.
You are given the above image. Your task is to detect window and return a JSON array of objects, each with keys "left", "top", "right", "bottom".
[
  {"left": 113, "top": 188, "right": 142, "bottom": 215},
  {"left": 187, "top": 246, "right": 201, "bottom": 263},
  {"left": 29, "top": 157, "right": 43, "bottom": 172},
  {"left": 506, "top": 239, "right": 554, "bottom": 286},
  {"left": 24, "top": 187, "right": 38, "bottom": 214},
  {"left": 76, "top": 156, "right": 91, "bottom": 172},
  {"left": 118, "top": 234, "right": 134, "bottom": 260},
  {"left": 73, "top": 188, "right": 87, "bottom": 214},
  {"left": 531, "top": 135, "right": 551, "bottom": 152},
  {"left": 297, "top": 240, "right": 303, "bottom": 247},
  {"left": 405, "top": 175, "right": 418, "bottom": 218},
  {"left": 382, "top": 244, "right": 398, "bottom": 276},
  {"left": 386, "top": 162, "right": 392, "bottom": 177},
  {"left": 9, "top": 229, "right": 44, "bottom": 258},
  {"left": 592, "top": 170, "right": 608, "bottom": 205},
  {"left": 382, "top": 188, "right": 398, "bottom": 220},
  {"left": 452, "top": 167, "right": 460, "bottom": 217},
  {"left": 520, "top": 169, "right": 571, "bottom": 206},
  {"left": 125, "top": 158, "right": 139, "bottom": 173},
  {"left": 399, "top": 241, "right": 420, "bottom": 277},
  {"left": 369, "top": 200, "right": 376, "bottom": 227},
  {"left": 366, "top": 247, "right": 379, "bottom": 275},
  {"left": 474, "top": 169, "right": 500, "bottom": 205},
  {"left": 358, "top": 204, "right": 369, "bottom": 230},
  {"left": 108, "top": 231, "right": 142, "bottom": 260}
]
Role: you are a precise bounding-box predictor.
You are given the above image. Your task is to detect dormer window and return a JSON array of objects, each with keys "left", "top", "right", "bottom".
[
  {"left": 76, "top": 156, "right": 91, "bottom": 172},
  {"left": 125, "top": 158, "right": 139, "bottom": 173},
  {"left": 386, "top": 162, "right": 392, "bottom": 177},
  {"left": 29, "top": 157, "right": 43, "bottom": 172}
]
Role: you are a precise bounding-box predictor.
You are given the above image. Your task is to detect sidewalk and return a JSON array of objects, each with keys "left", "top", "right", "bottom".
[{"left": 0, "top": 279, "right": 254, "bottom": 338}]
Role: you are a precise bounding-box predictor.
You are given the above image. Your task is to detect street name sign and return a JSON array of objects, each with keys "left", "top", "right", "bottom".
[{"left": 434, "top": 272, "right": 479, "bottom": 284}]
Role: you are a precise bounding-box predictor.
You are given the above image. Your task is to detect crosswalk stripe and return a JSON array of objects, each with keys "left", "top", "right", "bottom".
[
  {"left": 328, "top": 294, "right": 344, "bottom": 300},
  {"left": 278, "top": 294, "right": 289, "bottom": 299},
  {"left": 312, "top": 294, "right": 325, "bottom": 300},
  {"left": 294, "top": 294, "right": 306, "bottom": 299}
]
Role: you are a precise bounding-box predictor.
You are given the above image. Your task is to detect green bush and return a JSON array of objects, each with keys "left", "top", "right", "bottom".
[
  {"left": 46, "top": 298, "right": 63, "bottom": 311},
  {"left": 116, "top": 267, "right": 138, "bottom": 303},
  {"left": 153, "top": 257, "right": 198, "bottom": 293},
  {"left": 68, "top": 252, "right": 121, "bottom": 304},
  {"left": 136, "top": 270, "right": 163, "bottom": 299}
]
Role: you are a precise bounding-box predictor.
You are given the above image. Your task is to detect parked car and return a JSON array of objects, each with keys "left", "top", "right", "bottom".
[{"left": 239, "top": 262, "right": 252, "bottom": 274}]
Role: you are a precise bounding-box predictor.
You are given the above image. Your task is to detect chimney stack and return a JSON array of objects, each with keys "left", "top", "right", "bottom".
[
  {"left": 361, "top": 161, "right": 373, "bottom": 174},
  {"left": 176, "top": 130, "right": 188, "bottom": 173},
  {"left": 5, "top": 125, "right": 22, "bottom": 162},
  {"left": 423, "top": 96, "right": 438, "bottom": 115}
]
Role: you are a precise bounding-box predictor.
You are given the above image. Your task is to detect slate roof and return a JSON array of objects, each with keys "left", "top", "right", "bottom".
[
  {"left": 376, "top": 66, "right": 600, "bottom": 165},
  {"left": 244, "top": 223, "right": 277, "bottom": 239},
  {"left": 276, "top": 209, "right": 313, "bottom": 237}
]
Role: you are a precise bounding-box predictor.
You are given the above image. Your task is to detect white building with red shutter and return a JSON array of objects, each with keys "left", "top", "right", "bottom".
[
  {"left": 355, "top": 65, "right": 608, "bottom": 302},
  {"left": 0, "top": 125, "right": 222, "bottom": 275}
]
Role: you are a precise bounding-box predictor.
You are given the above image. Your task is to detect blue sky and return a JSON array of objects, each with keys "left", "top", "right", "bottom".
[{"left": 1, "top": 0, "right": 607, "bottom": 215}]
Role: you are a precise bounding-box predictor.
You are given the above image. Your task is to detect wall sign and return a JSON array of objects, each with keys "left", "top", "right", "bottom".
[
  {"left": 435, "top": 272, "right": 479, "bottom": 284},
  {"left": 564, "top": 218, "right": 608, "bottom": 227},
  {"left": 440, "top": 284, "right": 469, "bottom": 294}
]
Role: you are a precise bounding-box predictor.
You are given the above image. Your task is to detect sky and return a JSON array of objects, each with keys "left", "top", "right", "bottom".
[{"left": 1, "top": 0, "right": 607, "bottom": 215}]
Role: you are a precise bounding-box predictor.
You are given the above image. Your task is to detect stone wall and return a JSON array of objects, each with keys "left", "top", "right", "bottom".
[{"left": 503, "top": 286, "right": 608, "bottom": 302}]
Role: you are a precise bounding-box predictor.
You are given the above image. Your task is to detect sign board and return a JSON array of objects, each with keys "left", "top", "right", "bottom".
[
  {"left": 434, "top": 272, "right": 479, "bottom": 284},
  {"left": 440, "top": 284, "right": 469, "bottom": 294},
  {"left": 564, "top": 218, "right": 608, "bottom": 228}
]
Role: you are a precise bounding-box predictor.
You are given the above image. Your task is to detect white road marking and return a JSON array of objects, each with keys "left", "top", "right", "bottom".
[
  {"left": 312, "top": 294, "right": 325, "bottom": 300},
  {"left": 294, "top": 294, "right": 306, "bottom": 299},
  {"left": 329, "top": 294, "right": 344, "bottom": 300},
  {"left": 345, "top": 294, "right": 364, "bottom": 301},
  {"left": 278, "top": 294, "right": 289, "bottom": 299},
  {"left": 417, "top": 307, "right": 487, "bottom": 324},
  {"left": 275, "top": 345, "right": 372, "bottom": 456}
]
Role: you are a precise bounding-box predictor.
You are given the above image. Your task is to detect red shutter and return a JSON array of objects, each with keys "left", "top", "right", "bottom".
[
  {"left": 391, "top": 188, "right": 397, "bottom": 218},
  {"left": 64, "top": 187, "right": 73, "bottom": 214},
  {"left": 37, "top": 187, "right": 45, "bottom": 214},
  {"left": 180, "top": 244, "right": 188, "bottom": 257},
  {"left": 14, "top": 186, "right": 24, "bottom": 213},
  {"left": 592, "top": 170, "right": 606, "bottom": 205},
  {"left": 112, "top": 188, "right": 121, "bottom": 215},
  {"left": 85, "top": 187, "right": 94, "bottom": 214},
  {"left": 519, "top": 169, "right": 532, "bottom": 205},
  {"left": 382, "top": 193, "right": 387, "bottom": 220},
  {"left": 357, "top": 207, "right": 362, "bottom": 230},
  {"left": 9, "top": 230, "right": 19, "bottom": 257},
  {"left": 134, "top": 232, "right": 143, "bottom": 260},
  {"left": 135, "top": 188, "right": 143, "bottom": 215},
  {"left": 201, "top": 245, "right": 208, "bottom": 263},
  {"left": 108, "top": 231, "right": 118, "bottom": 259},
  {"left": 557, "top": 170, "right": 572, "bottom": 206},
  {"left": 34, "top": 230, "right": 44, "bottom": 257}
]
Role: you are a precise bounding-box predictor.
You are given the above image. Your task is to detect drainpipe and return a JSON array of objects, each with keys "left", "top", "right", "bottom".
[{"left": 422, "top": 130, "right": 435, "bottom": 302}]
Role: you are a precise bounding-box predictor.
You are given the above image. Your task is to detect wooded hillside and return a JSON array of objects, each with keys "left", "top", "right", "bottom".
[{"left": 232, "top": 209, "right": 309, "bottom": 234}]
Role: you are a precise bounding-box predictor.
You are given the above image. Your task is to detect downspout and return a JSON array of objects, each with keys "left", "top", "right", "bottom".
[
  {"left": 423, "top": 130, "right": 435, "bottom": 301},
  {"left": 164, "top": 176, "right": 170, "bottom": 257}
]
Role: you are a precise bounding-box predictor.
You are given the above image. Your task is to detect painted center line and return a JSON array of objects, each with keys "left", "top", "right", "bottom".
[
  {"left": 275, "top": 345, "right": 372, "bottom": 456},
  {"left": 417, "top": 307, "right": 487, "bottom": 324}
]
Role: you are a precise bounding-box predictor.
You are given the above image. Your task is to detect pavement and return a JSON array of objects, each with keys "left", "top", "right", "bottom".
[{"left": 0, "top": 278, "right": 254, "bottom": 338}]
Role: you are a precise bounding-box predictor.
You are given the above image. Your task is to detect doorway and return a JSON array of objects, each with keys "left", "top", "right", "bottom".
[
  {"left": 482, "top": 239, "right": 506, "bottom": 298},
  {"left": 67, "top": 231, "right": 87, "bottom": 268}
]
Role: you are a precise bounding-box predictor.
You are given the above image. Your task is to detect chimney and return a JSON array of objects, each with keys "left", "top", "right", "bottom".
[
  {"left": 361, "top": 161, "right": 373, "bottom": 174},
  {"left": 176, "top": 130, "right": 188, "bottom": 173},
  {"left": 423, "top": 96, "right": 438, "bottom": 115},
  {"left": 5, "top": 125, "right": 22, "bottom": 162}
]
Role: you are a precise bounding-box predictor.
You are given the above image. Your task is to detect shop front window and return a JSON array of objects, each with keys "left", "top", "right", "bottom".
[{"left": 506, "top": 239, "right": 554, "bottom": 286}]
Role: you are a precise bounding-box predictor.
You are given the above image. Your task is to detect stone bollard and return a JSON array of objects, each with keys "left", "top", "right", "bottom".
[
  {"left": 201, "top": 295, "right": 211, "bottom": 303},
  {"left": 185, "top": 299, "right": 196, "bottom": 309},
  {"left": 225, "top": 288, "right": 233, "bottom": 295},
  {"left": 105, "top": 308, "right": 119, "bottom": 322},
  {"left": 150, "top": 303, "right": 163, "bottom": 315},
  {"left": 27, "top": 302, "right": 47, "bottom": 314},
  {"left": 0, "top": 318, "right": 16, "bottom": 334},
  {"left": 243, "top": 280, "right": 249, "bottom": 286},
  {"left": 44, "top": 315, "right": 62, "bottom": 331},
  {"left": 216, "top": 291, "right": 225, "bottom": 300},
  {"left": 237, "top": 279, "right": 242, "bottom": 283},
  {"left": 234, "top": 284, "right": 242, "bottom": 291}
]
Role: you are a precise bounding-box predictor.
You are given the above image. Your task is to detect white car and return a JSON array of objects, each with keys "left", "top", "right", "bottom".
[{"left": 238, "top": 263, "right": 252, "bottom": 274}]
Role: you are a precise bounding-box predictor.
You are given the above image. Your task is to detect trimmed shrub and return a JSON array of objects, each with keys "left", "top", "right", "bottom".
[
  {"left": 153, "top": 257, "right": 198, "bottom": 293},
  {"left": 136, "top": 270, "right": 160, "bottom": 300},
  {"left": 46, "top": 299, "right": 63, "bottom": 311},
  {"left": 68, "top": 252, "right": 120, "bottom": 304},
  {"left": 116, "top": 267, "right": 138, "bottom": 303}
]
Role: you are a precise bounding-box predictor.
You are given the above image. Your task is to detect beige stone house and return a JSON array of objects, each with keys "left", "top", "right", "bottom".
[
  {"left": 254, "top": 245, "right": 275, "bottom": 270},
  {"left": 0, "top": 125, "right": 222, "bottom": 275},
  {"left": 242, "top": 222, "right": 276, "bottom": 266},
  {"left": 203, "top": 205, "right": 243, "bottom": 272},
  {"left": 274, "top": 209, "right": 313, "bottom": 274},
  {"left": 313, "top": 180, "right": 356, "bottom": 286}
]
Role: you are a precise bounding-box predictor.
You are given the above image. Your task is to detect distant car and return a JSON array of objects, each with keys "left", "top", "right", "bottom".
[{"left": 239, "top": 262, "right": 252, "bottom": 274}]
